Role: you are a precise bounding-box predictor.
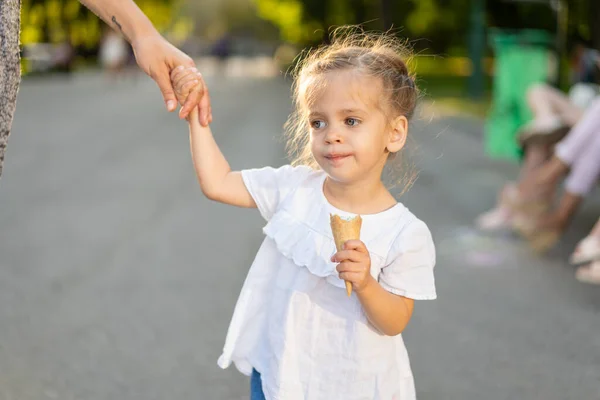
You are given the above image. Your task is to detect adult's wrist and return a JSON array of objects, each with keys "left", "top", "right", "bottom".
[{"left": 128, "top": 23, "right": 160, "bottom": 46}]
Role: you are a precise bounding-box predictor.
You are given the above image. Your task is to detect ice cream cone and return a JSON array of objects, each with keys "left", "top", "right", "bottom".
[{"left": 330, "top": 214, "right": 362, "bottom": 296}]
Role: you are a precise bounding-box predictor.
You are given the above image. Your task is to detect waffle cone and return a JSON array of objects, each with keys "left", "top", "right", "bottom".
[{"left": 330, "top": 214, "right": 362, "bottom": 296}]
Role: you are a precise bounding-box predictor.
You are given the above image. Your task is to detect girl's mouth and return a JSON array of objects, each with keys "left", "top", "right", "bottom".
[{"left": 325, "top": 153, "right": 351, "bottom": 164}]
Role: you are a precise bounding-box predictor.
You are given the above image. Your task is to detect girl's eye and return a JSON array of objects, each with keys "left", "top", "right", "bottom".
[
  {"left": 345, "top": 118, "right": 360, "bottom": 126},
  {"left": 311, "top": 120, "right": 326, "bottom": 129}
]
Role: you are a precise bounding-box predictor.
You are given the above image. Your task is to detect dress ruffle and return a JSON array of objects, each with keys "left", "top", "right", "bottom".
[
  {"left": 263, "top": 210, "right": 350, "bottom": 288},
  {"left": 262, "top": 204, "right": 389, "bottom": 289}
]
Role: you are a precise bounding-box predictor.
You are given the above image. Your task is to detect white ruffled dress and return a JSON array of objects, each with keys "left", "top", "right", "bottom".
[{"left": 217, "top": 165, "right": 436, "bottom": 400}]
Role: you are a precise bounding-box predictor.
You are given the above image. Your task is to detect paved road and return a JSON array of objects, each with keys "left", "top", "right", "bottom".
[{"left": 1, "top": 70, "right": 599, "bottom": 400}]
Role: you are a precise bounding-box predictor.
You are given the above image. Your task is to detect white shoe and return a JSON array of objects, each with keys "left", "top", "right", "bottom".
[
  {"left": 475, "top": 184, "right": 520, "bottom": 232},
  {"left": 570, "top": 236, "right": 600, "bottom": 265},
  {"left": 575, "top": 261, "right": 600, "bottom": 285},
  {"left": 518, "top": 117, "right": 569, "bottom": 147},
  {"left": 475, "top": 207, "right": 512, "bottom": 232}
]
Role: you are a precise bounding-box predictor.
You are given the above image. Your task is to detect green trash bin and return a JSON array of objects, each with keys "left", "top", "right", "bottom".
[{"left": 484, "top": 29, "right": 555, "bottom": 160}]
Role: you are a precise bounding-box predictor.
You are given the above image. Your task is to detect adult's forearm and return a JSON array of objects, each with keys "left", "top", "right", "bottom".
[{"left": 79, "top": 0, "right": 157, "bottom": 43}]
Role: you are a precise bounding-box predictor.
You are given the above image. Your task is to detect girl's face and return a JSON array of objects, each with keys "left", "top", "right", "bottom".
[{"left": 305, "top": 70, "right": 407, "bottom": 184}]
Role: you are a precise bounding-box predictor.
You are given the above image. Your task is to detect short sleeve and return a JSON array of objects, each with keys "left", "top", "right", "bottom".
[
  {"left": 241, "top": 165, "right": 313, "bottom": 221},
  {"left": 378, "top": 219, "right": 437, "bottom": 300}
]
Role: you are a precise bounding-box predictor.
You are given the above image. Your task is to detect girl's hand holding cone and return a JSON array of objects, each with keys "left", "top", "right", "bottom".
[{"left": 331, "top": 240, "right": 374, "bottom": 294}]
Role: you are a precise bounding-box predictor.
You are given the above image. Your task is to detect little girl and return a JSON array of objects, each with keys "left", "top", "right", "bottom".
[{"left": 172, "top": 28, "right": 436, "bottom": 400}]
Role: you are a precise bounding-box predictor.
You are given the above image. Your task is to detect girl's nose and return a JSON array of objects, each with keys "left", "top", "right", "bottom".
[{"left": 324, "top": 129, "right": 343, "bottom": 144}]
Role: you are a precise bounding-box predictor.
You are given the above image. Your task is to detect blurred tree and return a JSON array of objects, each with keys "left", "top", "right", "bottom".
[
  {"left": 590, "top": 0, "right": 600, "bottom": 49},
  {"left": 216, "top": 0, "right": 284, "bottom": 41},
  {"left": 21, "top": 0, "right": 184, "bottom": 50},
  {"left": 249, "top": 0, "right": 600, "bottom": 58},
  {"left": 253, "top": 0, "right": 321, "bottom": 44},
  {"left": 380, "top": 0, "right": 392, "bottom": 30},
  {"left": 21, "top": 0, "right": 101, "bottom": 47}
]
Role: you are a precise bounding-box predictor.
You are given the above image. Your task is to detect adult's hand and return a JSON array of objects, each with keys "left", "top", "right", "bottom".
[{"left": 131, "top": 33, "right": 212, "bottom": 125}]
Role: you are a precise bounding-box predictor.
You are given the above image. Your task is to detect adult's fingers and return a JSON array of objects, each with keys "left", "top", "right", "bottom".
[
  {"left": 153, "top": 64, "right": 178, "bottom": 112},
  {"left": 198, "top": 81, "right": 211, "bottom": 126}
]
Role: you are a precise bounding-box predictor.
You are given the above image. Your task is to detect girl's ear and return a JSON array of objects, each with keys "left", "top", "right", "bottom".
[{"left": 387, "top": 115, "right": 408, "bottom": 153}]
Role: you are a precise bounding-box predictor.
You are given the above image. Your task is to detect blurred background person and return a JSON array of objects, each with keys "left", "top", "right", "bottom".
[
  {"left": 511, "top": 99, "right": 600, "bottom": 252},
  {"left": 476, "top": 37, "right": 600, "bottom": 233},
  {"left": 573, "top": 217, "right": 600, "bottom": 283},
  {"left": 211, "top": 33, "right": 233, "bottom": 74},
  {"left": 99, "top": 25, "right": 130, "bottom": 80}
]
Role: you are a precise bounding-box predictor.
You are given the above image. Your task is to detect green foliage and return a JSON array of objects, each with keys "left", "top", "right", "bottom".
[
  {"left": 253, "top": 0, "right": 596, "bottom": 55},
  {"left": 253, "top": 0, "right": 321, "bottom": 43},
  {"left": 21, "top": 0, "right": 99, "bottom": 47},
  {"left": 20, "top": 0, "right": 183, "bottom": 49},
  {"left": 252, "top": 0, "right": 474, "bottom": 53},
  {"left": 19, "top": 0, "right": 597, "bottom": 62}
]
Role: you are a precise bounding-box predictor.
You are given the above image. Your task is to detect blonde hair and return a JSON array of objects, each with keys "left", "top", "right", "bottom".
[{"left": 284, "top": 26, "right": 419, "bottom": 191}]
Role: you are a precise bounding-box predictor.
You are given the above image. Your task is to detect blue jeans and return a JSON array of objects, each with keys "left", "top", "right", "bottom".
[{"left": 250, "top": 368, "right": 266, "bottom": 400}]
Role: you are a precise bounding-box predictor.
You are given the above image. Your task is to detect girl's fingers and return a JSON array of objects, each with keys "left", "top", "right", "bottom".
[
  {"left": 170, "top": 65, "right": 191, "bottom": 83},
  {"left": 175, "top": 75, "right": 199, "bottom": 96},
  {"left": 331, "top": 249, "right": 367, "bottom": 264},
  {"left": 170, "top": 65, "right": 184, "bottom": 80},
  {"left": 342, "top": 240, "right": 368, "bottom": 253},
  {"left": 173, "top": 68, "right": 199, "bottom": 91},
  {"left": 174, "top": 70, "right": 198, "bottom": 88},
  {"left": 180, "top": 79, "right": 199, "bottom": 94},
  {"left": 338, "top": 271, "right": 364, "bottom": 283},
  {"left": 335, "top": 261, "right": 368, "bottom": 274},
  {"left": 180, "top": 77, "right": 207, "bottom": 121},
  {"left": 171, "top": 65, "right": 196, "bottom": 81}
]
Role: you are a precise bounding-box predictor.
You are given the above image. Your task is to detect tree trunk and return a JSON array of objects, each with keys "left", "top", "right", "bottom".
[
  {"left": 351, "top": 0, "right": 367, "bottom": 25},
  {"left": 380, "top": 0, "right": 393, "bottom": 30},
  {"left": 591, "top": 0, "right": 600, "bottom": 50},
  {"left": 0, "top": 0, "right": 21, "bottom": 179}
]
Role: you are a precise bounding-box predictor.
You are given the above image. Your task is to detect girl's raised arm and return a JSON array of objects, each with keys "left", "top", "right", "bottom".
[{"left": 185, "top": 107, "right": 256, "bottom": 208}]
